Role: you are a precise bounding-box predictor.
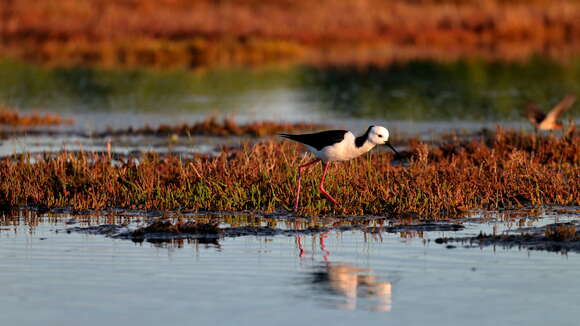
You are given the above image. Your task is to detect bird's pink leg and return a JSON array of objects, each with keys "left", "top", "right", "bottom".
[
  {"left": 319, "top": 161, "right": 339, "bottom": 206},
  {"left": 294, "top": 159, "right": 321, "bottom": 211}
]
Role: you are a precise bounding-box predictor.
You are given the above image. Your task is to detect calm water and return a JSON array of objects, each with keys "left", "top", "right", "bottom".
[
  {"left": 1, "top": 211, "right": 580, "bottom": 326},
  {"left": 1, "top": 57, "right": 579, "bottom": 125},
  {"left": 2, "top": 57, "right": 579, "bottom": 156}
]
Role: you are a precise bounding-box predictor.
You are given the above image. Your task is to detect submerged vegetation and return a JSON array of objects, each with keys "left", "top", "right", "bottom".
[
  {"left": 2, "top": 0, "right": 580, "bottom": 68},
  {"left": 0, "top": 128, "right": 578, "bottom": 218}
]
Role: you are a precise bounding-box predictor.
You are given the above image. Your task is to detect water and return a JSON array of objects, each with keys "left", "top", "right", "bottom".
[
  {"left": 1, "top": 56, "right": 579, "bottom": 325},
  {"left": 1, "top": 57, "right": 579, "bottom": 125},
  {"left": 3, "top": 56, "right": 579, "bottom": 157},
  {"left": 2, "top": 211, "right": 580, "bottom": 326}
]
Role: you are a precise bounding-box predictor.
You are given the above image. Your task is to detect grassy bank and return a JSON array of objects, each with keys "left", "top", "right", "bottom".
[
  {"left": 0, "top": 128, "right": 578, "bottom": 218},
  {"left": 2, "top": 0, "right": 580, "bottom": 68}
]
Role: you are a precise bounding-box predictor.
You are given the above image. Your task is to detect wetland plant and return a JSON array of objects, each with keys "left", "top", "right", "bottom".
[
  {"left": 0, "top": 105, "right": 74, "bottom": 126},
  {"left": 0, "top": 128, "right": 578, "bottom": 218},
  {"left": 4, "top": 1, "right": 580, "bottom": 68}
]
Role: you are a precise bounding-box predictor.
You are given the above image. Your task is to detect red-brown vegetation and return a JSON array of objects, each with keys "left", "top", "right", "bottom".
[
  {"left": 2, "top": 0, "right": 580, "bottom": 67},
  {"left": 0, "top": 105, "right": 74, "bottom": 126},
  {"left": 105, "top": 116, "right": 327, "bottom": 137},
  {"left": 0, "top": 128, "right": 578, "bottom": 218},
  {"left": 0, "top": 115, "right": 325, "bottom": 138}
]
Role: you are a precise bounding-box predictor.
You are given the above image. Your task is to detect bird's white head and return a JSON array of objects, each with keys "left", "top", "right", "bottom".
[
  {"left": 366, "top": 126, "right": 390, "bottom": 145},
  {"left": 364, "top": 125, "right": 399, "bottom": 156}
]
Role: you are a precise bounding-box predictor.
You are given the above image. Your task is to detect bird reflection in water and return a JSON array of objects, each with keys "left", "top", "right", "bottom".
[
  {"left": 312, "top": 262, "right": 393, "bottom": 312},
  {"left": 296, "top": 233, "right": 393, "bottom": 312}
]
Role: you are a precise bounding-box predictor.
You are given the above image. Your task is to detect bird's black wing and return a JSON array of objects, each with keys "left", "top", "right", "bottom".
[
  {"left": 280, "top": 130, "right": 348, "bottom": 151},
  {"left": 524, "top": 101, "right": 546, "bottom": 125}
]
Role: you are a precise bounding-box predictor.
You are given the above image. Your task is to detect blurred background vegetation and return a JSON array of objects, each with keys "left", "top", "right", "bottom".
[
  {"left": 2, "top": 0, "right": 580, "bottom": 68},
  {"left": 1, "top": 0, "right": 579, "bottom": 122}
]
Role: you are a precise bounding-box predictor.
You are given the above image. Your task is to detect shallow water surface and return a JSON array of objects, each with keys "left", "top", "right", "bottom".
[
  {"left": 3, "top": 56, "right": 580, "bottom": 157},
  {"left": 2, "top": 57, "right": 580, "bottom": 124},
  {"left": 1, "top": 212, "right": 580, "bottom": 326}
]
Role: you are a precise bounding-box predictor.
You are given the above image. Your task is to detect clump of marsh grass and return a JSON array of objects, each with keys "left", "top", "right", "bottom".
[
  {"left": 0, "top": 128, "right": 578, "bottom": 218},
  {"left": 100, "top": 116, "right": 327, "bottom": 138},
  {"left": 0, "top": 115, "right": 325, "bottom": 139},
  {"left": 0, "top": 105, "right": 74, "bottom": 126}
]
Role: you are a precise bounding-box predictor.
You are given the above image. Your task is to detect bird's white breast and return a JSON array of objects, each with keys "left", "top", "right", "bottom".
[{"left": 311, "top": 132, "right": 374, "bottom": 162}]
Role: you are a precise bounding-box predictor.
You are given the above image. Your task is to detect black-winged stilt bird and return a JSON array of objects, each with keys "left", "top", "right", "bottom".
[
  {"left": 524, "top": 94, "right": 576, "bottom": 131},
  {"left": 281, "top": 126, "right": 399, "bottom": 211}
]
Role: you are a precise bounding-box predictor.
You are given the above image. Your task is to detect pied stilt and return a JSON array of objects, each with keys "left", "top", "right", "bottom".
[{"left": 281, "top": 125, "right": 399, "bottom": 211}]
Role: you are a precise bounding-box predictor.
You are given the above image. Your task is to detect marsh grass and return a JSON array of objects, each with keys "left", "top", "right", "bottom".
[
  {"left": 0, "top": 115, "right": 326, "bottom": 139},
  {"left": 0, "top": 128, "right": 578, "bottom": 218},
  {"left": 101, "top": 116, "right": 327, "bottom": 138},
  {"left": 0, "top": 105, "right": 74, "bottom": 126}
]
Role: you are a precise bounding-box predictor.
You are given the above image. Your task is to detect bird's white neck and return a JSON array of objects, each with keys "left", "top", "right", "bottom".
[{"left": 353, "top": 139, "right": 376, "bottom": 157}]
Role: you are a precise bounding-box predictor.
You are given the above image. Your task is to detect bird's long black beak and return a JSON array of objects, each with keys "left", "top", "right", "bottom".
[{"left": 384, "top": 141, "right": 400, "bottom": 157}]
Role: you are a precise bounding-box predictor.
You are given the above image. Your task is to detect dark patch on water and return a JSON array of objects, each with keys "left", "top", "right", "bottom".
[
  {"left": 68, "top": 221, "right": 465, "bottom": 244},
  {"left": 366, "top": 222, "right": 465, "bottom": 233},
  {"left": 435, "top": 222, "right": 580, "bottom": 253}
]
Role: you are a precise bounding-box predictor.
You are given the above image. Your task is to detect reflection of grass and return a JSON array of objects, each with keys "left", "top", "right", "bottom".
[
  {"left": 2, "top": 57, "right": 580, "bottom": 121},
  {"left": 3, "top": 0, "right": 580, "bottom": 68},
  {"left": 300, "top": 58, "right": 580, "bottom": 120},
  {"left": 1, "top": 128, "right": 578, "bottom": 218},
  {"left": 0, "top": 58, "right": 297, "bottom": 112}
]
